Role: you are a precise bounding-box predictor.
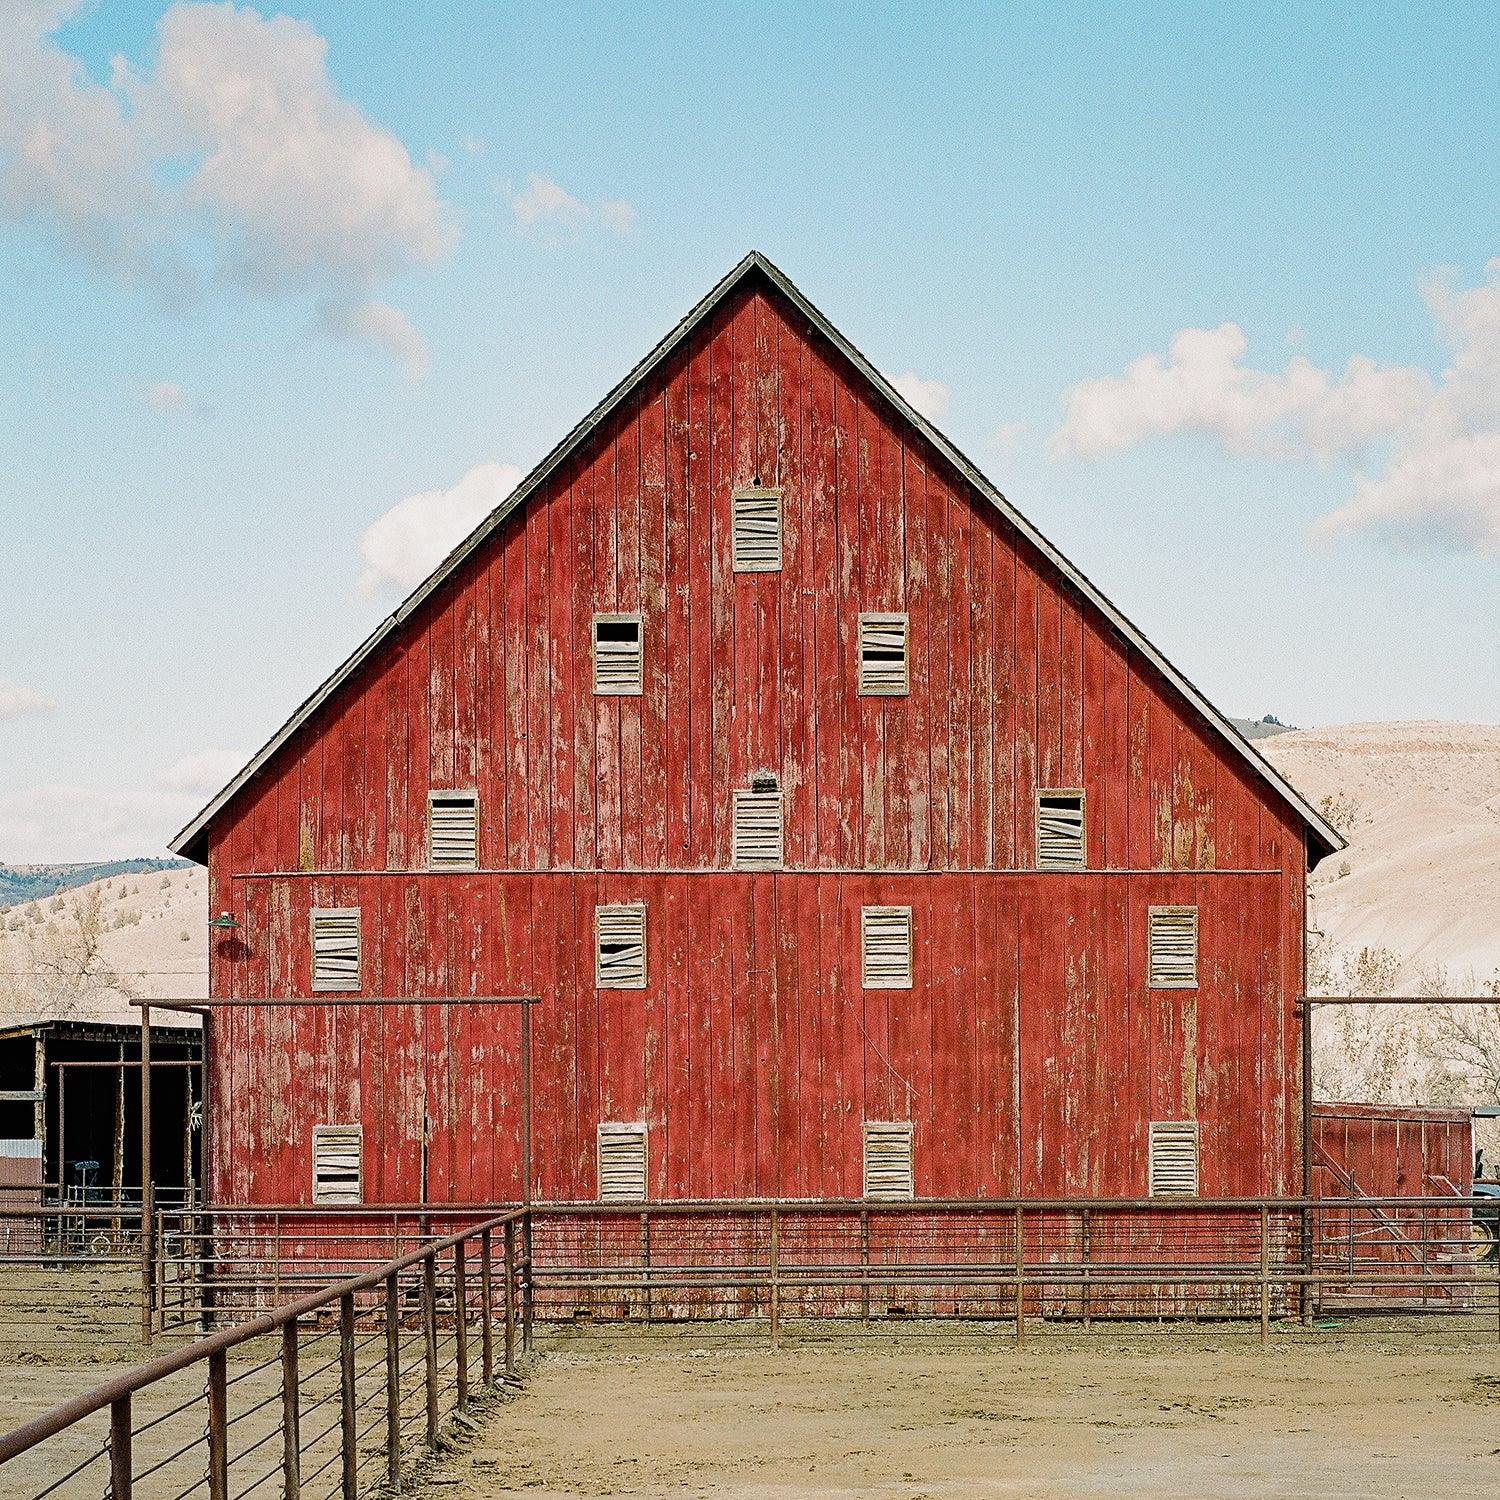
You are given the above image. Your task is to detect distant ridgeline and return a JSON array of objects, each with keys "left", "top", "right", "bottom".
[
  {"left": 1230, "top": 715, "right": 1295, "bottom": 742},
  {"left": 0, "top": 858, "right": 190, "bottom": 908}
]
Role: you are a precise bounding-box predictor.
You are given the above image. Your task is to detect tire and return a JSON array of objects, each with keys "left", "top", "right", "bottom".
[{"left": 1473, "top": 1217, "right": 1499, "bottom": 1265}]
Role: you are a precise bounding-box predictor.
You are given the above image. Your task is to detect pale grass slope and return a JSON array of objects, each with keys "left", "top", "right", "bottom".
[
  {"left": 1260, "top": 721, "right": 1500, "bottom": 987},
  {"left": 0, "top": 868, "right": 206, "bottom": 1028}
]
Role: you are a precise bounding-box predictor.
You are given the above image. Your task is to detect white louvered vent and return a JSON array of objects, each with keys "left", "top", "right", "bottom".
[
  {"left": 592, "top": 613, "right": 643, "bottom": 695},
  {"left": 731, "top": 487, "right": 783, "bottom": 572},
  {"left": 597, "top": 1122, "right": 648, "bottom": 1203},
  {"left": 861, "top": 906, "right": 913, "bottom": 989},
  {"left": 732, "top": 786, "right": 784, "bottom": 869},
  {"left": 311, "top": 908, "right": 361, "bottom": 993},
  {"left": 863, "top": 1121, "right": 914, "bottom": 1201},
  {"left": 1148, "top": 906, "right": 1199, "bottom": 989},
  {"left": 312, "top": 1124, "right": 363, "bottom": 1204},
  {"left": 428, "top": 790, "right": 478, "bottom": 869},
  {"left": 1148, "top": 1121, "right": 1200, "bottom": 1197},
  {"left": 595, "top": 903, "right": 647, "bottom": 989},
  {"left": 857, "top": 613, "right": 909, "bottom": 695},
  {"left": 1037, "top": 790, "right": 1085, "bottom": 870}
]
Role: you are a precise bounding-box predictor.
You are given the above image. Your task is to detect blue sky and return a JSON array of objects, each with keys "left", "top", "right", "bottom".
[{"left": 2, "top": 1, "right": 1498, "bottom": 860}]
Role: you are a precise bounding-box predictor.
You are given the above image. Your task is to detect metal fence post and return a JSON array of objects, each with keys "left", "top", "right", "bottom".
[
  {"left": 454, "top": 1240, "right": 469, "bottom": 1411},
  {"left": 207, "top": 1348, "right": 228, "bottom": 1500},
  {"left": 109, "top": 1394, "right": 131, "bottom": 1500},
  {"left": 281, "top": 1318, "right": 301, "bottom": 1498},
  {"left": 503, "top": 1218, "right": 517, "bottom": 1377},
  {"left": 480, "top": 1227, "right": 494, "bottom": 1386},
  {"left": 860, "top": 1209, "right": 870, "bottom": 1324},
  {"left": 339, "top": 1292, "right": 356, "bottom": 1500},
  {"left": 522, "top": 1211, "right": 534, "bottom": 1352},
  {"left": 769, "top": 1206, "right": 781, "bottom": 1350},
  {"left": 1259, "top": 1206, "right": 1270, "bottom": 1345},
  {"left": 384, "top": 1272, "right": 400, "bottom": 1489},
  {"left": 1081, "top": 1207, "right": 1092, "bottom": 1330},
  {"left": 422, "top": 1250, "right": 439, "bottom": 1443},
  {"left": 1013, "top": 1205, "right": 1025, "bottom": 1344}
]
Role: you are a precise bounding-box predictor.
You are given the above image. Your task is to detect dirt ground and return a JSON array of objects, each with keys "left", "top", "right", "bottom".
[{"left": 430, "top": 1324, "right": 1500, "bottom": 1500}]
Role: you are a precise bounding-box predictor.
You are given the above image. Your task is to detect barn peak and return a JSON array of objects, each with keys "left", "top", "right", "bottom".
[{"left": 171, "top": 252, "right": 1342, "bottom": 866}]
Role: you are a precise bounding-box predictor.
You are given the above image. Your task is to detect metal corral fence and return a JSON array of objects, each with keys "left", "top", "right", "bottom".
[
  {"left": 0, "top": 1210, "right": 530, "bottom": 1500},
  {"left": 153, "top": 1196, "right": 1499, "bottom": 1344}
]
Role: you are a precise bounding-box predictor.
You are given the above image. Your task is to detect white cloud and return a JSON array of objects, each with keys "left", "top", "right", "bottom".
[
  {"left": 318, "top": 297, "right": 429, "bottom": 378},
  {"left": 0, "top": 676, "right": 55, "bottom": 718},
  {"left": 0, "top": 3, "right": 450, "bottom": 365},
  {"left": 1050, "top": 256, "right": 1500, "bottom": 552},
  {"left": 0, "top": 782, "right": 192, "bottom": 861},
  {"left": 598, "top": 198, "right": 637, "bottom": 235},
  {"left": 511, "top": 173, "right": 589, "bottom": 231},
  {"left": 358, "top": 462, "right": 524, "bottom": 596},
  {"left": 890, "top": 370, "right": 951, "bottom": 423},
  {"left": 1051, "top": 324, "right": 1430, "bottom": 463},
  {"left": 143, "top": 379, "right": 190, "bottom": 413},
  {"left": 509, "top": 173, "right": 636, "bottom": 239},
  {"left": 156, "top": 748, "right": 246, "bottom": 795},
  {"left": 461, "top": 134, "right": 484, "bottom": 156},
  {"left": 990, "top": 420, "right": 1025, "bottom": 455}
]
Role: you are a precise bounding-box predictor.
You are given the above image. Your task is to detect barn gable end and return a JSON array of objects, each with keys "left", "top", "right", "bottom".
[{"left": 186, "top": 254, "right": 1332, "bottom": 1208}]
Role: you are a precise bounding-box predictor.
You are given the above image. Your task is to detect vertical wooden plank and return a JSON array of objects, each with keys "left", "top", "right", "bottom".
[
  {"left": 902, "top": 445, "right": 932, "bottom": 868},
  {"left": 640, "top": 383, "right": 669, "bottom": 869},
  {"left": 616, "top": 399, "right": 645, "bottom": 869},
  {"left": 663, "top": 354, "right": 693, "bottom": 865},
  {"left": 549, "top": 472, "right": 576, "bottom": 870}
]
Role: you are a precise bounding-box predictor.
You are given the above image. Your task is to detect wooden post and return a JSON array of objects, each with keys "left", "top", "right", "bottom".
[
  {"left": 109, "top": 1394, "right": 132, "bottom": 1500},
  {"left": 454, "top": 1240, "right": 469, "bottom": 1410},
  {"left": 207, "top": 1347, "right": 228, "bottom": 1500},
  {"left": 339, "top": 1293, "right": 357, "bottom": 1500},
  {"left": 281, "top": 1318, "right": 301, "bottom": 1498},
  {"left": 503, "top": 1218, "right": 517, "bottom": 1377},
  {"left": 139, "top": 1004, "right": 154, "bottom": 1346},
  {"left": 1013, "top": 1205, "right": 1025, "bottom": 1344},
  {"left": 480, "top": 1226, "right": 494, "bottom": 1386},
  {"left": 422, "top": 1251, "right": 439, "bottom": 1443},
  {"left": 384, "top": 1273, "right": 400, "bottom": 1489}
]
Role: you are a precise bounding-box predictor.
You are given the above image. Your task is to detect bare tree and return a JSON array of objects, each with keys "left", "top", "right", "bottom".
[{"left": 4, "top": 888, "right": 135, "bottom": 1021}]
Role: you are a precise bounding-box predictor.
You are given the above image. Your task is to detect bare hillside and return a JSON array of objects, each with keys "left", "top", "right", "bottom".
[
  {"left": 1259, "top": 721, "right": 1500, "bottom": 988},
  {"left": 0, "top": 868, "right": 206, "bottom": 1027}
]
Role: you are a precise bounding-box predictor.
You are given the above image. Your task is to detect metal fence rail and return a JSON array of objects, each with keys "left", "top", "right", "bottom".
[{"left": 0, "top": 1210, "right": 529, "bottom": 1500}]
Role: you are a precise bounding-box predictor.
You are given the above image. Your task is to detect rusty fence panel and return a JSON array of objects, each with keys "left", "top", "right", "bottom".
[{"left": 0, "top": 1209, "right": 527, "bottom": 1500}]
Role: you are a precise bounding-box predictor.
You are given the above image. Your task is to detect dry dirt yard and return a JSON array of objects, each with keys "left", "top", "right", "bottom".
[{"left": 431, "top": 1326, "right": 1500, "bottom": 1500}]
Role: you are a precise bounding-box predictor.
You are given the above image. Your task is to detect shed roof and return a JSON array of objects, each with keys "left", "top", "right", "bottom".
[{"left": 172, "top": 252, "right": 1343, "bottom": 866}]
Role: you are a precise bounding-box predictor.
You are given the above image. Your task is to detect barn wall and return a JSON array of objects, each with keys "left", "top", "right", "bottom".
[
  {"left": 206, "top": 870, "right": 1294, "bottom": 1205},
  {"left": 205, "top": 273, "right": 1310, "bottom": 1209}
]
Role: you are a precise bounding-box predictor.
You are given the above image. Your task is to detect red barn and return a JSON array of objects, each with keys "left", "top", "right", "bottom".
[{"left": 172, "top": 253, "right": 1341, "bottom": 1216}]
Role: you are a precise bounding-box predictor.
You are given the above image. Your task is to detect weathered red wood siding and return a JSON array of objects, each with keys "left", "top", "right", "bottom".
[{"left": 205, "top": 275, "right": 1308, "bottom": 1207}]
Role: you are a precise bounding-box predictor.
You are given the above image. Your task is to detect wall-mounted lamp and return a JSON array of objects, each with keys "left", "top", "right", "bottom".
[{"left": 208, "top": 912, "right": 241, "bottom": 931}]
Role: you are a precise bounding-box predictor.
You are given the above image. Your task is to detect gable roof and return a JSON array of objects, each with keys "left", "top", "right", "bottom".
[{"left": 172, "top": 252, "right": 1343, "bottom": 865}]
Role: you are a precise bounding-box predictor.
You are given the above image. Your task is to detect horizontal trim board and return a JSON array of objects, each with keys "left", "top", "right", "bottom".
[{"left": 232, "top": 866, "right": 1283, "bottom": 880}]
